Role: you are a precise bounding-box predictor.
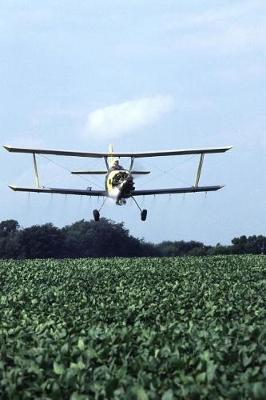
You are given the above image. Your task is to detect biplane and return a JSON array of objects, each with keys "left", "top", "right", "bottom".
[{"left": 4, "top": 144, "right": 232, "bottom": 221}]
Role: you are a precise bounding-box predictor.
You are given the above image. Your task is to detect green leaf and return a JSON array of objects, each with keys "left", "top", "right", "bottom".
[
  {"left": 162, "top": 389, "right": 174, "bottom": 400},
  {"left": 253, "top": 382, "right": 266, "bottom": 399},
  {"left": 207, "top": 361, "right": 217, "bottom": 383},
  {"left": 243, "top": 352, "right": 252, "bottom": 367},
  {"left": 70, "top": 361, "right": 86, "bottom": 370},
  {"left": 53, "top": 361, "right": 64, "bottom": 375},
  {"left": 78, "top": 338, "right": 85, "bottom": 351},
  {"left": 196, "top": 372, "right": 206, "bottom": 383},
  {"left": 129, "top": 386, "right": 148, "bottom": 400}
]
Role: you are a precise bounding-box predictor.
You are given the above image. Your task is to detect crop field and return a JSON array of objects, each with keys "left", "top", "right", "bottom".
[{"left": 0, "top": 256, "right": 266, "bottom": 399}]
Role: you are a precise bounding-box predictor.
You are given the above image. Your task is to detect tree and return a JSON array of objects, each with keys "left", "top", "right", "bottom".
[
  {"left": 62, "top": 219, "right": 145, "bottom": 257},
  {"left": 157, "top": 240, "right": 206, "bottom": 257},
  {"left": 0, "top": 220, "right": 19, "bottom": 237},
  {"left": 231, "top": 235, "right": 266, "bottom": 254},
  {"left": 0, "top": 220, "right": 20, "bottom": 258},
  {"left": 18, "top": 223, "right": 65, "bottom": 258},
  {"left": 207, "top": 244, "right": 232, "bottom": 256},
  {"left": 0, "top": 218, "right": 265, "bottom": 259},
  {"left": 231, "top": 235, "right": 248, "bottom": 254}
]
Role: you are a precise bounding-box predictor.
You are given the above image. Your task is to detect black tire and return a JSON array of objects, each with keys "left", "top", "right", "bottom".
[
  {"left": 93, "top": 209, "right": 100, "bottom": 222},
  {"left": 141, "top": 209, "right": 147, "bottom": 221}
]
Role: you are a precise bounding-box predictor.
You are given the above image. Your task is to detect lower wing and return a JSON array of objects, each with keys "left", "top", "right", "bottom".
[
  {"left": 9, "top": 186, "right": 106, "bottom": 196},
  {"left": 132, "top": 185, "right": 223, "bottom": 196},
  {"left": 9, "top": 184, "right": 223, "bottom": 197}
]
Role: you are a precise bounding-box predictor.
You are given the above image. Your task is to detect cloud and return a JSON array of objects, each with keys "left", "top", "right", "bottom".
[{"left": 85, "top": 95, "right": 175, "bottom": 140}]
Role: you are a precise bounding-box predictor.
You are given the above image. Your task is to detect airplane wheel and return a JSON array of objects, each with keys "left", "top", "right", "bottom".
[
  {"left": 141, "top": 209, "right": 147, "bottom": 221},
  {"left": 93, "top": 209, "right": 100, "bottom": 222}
]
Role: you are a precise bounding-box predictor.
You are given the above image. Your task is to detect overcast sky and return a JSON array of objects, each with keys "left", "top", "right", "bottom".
[{"left": 0, "top": 0, "right": 265, "bottom": 244}]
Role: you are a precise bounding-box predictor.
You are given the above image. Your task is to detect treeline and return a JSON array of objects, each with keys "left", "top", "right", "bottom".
[{"left": 0, "top": 219, "right": 265, "bottom": 259}]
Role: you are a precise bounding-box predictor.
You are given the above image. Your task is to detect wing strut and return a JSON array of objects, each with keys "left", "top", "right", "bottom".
[
  {"left": 194, "top": 153, "right": 204, "bottom": 187},
  {"left": 129, "top": 157, "right": 135, "bottom": 171},
  {"left": 33, "top": 154, "right": 40, "bottom": 188}
]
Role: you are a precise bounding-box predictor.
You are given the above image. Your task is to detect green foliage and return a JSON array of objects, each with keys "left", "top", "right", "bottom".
[
  {"left": 231, "top": 235, "right": 266, "bottom": 255},
  {"left": 18, "top": 223, "right": 65, "bottom": 259},
  {"left": 62, "top": 219, "right": 146, "bottom": 258},
  {"left": 0, "top": 220, "right": 20, "bottom": 258},
  {"left": 157, "top": 240, "right": 207, "bottom": 257},
  {"left": 0, "top": 255, "right": 266, "bottom": 398},
  {"left": 0, "top": 219, "right": 154, "bottom": 259},
  {"left": 0, "top": 219, "right": 265, "bottom": 258}
]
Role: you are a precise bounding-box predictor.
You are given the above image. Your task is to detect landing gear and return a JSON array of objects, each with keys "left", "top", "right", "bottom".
[
  {"left": 141, "top": 209, "right": 147, "bottom": 221},
  {"left": 93, "top": 209, "right": 100, "bottom": 222},
  {"left": 92, "top": 197, "right": 107, "bottom": 222},
  {"left": 132, "top": 196, "right": 148, "bottom": 222}
]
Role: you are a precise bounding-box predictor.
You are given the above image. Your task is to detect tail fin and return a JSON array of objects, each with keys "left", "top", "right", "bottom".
[{"left": 107, "top": 144, "right": 115, "bottom": 168}]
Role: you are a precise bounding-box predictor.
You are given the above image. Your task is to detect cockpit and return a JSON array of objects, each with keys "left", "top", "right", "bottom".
[{"left": 106, "top": 168, "right": 135, "bottom": 196}]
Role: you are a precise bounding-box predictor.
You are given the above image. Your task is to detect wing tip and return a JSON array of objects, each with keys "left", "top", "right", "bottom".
[
  {"left": 3, "top": 145, "right": 11, "bottom": 151},
  {"left": 8, "top": 185, "right": 17, "bottom": 190}
]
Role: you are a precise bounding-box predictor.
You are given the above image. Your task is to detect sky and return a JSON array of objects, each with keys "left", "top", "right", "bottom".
[{"left": 0, "top": 0, "right": 265, "bottom": 245}]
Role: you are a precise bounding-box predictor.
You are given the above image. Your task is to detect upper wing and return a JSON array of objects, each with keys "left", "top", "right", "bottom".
[
  {"left": 9, "top": 185, "right": 106, "bottom": 196},
  {"left": 71, "top": 170, "right": 150, "bottom": 175},
  {"left": 113, "top": 147, "right": 232, "bottom": 158},
  {"left": 132, "top": 185, "right": 223, "bottom": 196},
  {"left": 4, "top": 145, "right": 110, "bottom": 158},
  {"left": 4, "top": 145, "right": 232, "bottom": 158}
]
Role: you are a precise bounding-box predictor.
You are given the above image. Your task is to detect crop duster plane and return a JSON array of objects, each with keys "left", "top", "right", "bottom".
[{"left": 4, "top": 144, "right": 231, "bottom": 221}]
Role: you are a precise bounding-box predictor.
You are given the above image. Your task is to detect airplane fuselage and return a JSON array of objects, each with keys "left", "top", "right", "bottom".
[{"left": 105, "top": 169, "right": 135, "bottom": 204}]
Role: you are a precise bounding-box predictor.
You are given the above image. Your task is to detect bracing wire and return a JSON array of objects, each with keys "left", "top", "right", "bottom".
[
  {"left": 40, "top": 155, "right": 103, "bottom": 189},
  {"left": 138, "top": 155, "right": 197, "bottom": 188}
]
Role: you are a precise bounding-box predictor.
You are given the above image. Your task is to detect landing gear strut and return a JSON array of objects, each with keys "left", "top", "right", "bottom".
[{"left": 132, "top": 196, "right": 148, "bottom": 222}]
